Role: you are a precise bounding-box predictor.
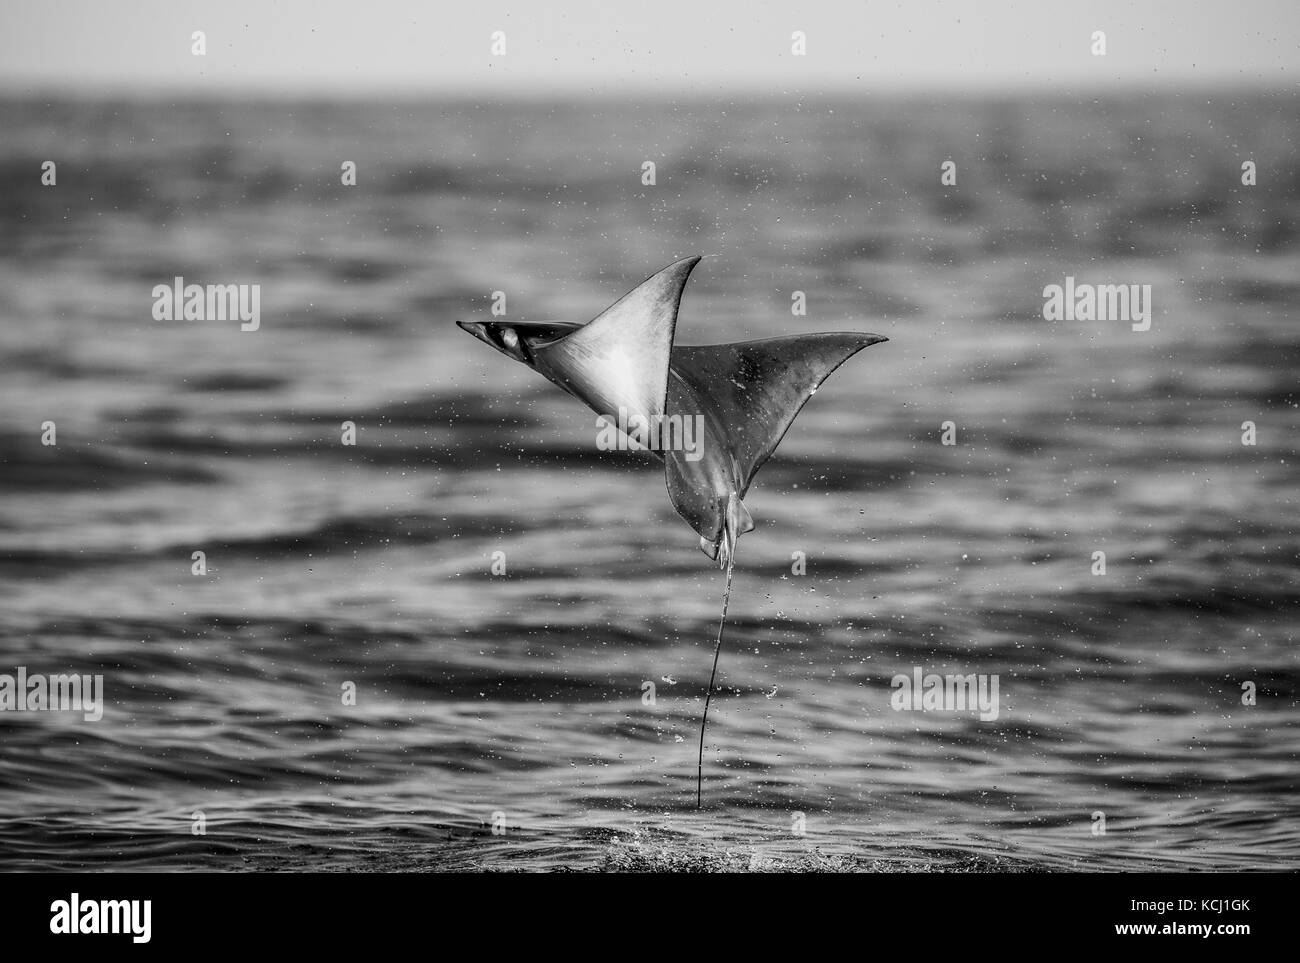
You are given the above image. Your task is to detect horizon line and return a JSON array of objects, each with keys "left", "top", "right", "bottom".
[{"left": 2, "top": 78, "right": 1296, "bottom": 102}]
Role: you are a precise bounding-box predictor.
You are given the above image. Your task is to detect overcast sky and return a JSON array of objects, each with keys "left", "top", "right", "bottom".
[{"left": 1, "top": 0, "right": 1297, "bottom": 95}]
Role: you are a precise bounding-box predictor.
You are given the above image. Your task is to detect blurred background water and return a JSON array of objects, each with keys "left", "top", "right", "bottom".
[{"left": 0, "top": 93, "right": 1297, "bottom": 871}]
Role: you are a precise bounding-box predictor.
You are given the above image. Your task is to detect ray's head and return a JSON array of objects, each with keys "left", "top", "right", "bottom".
[{"left": 457, "top": 320, "right": 527, "bottom": 363}]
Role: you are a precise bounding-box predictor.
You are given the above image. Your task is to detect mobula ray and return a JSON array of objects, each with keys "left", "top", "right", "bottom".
[{"left": 458, "top": 256, "right": 887, "bottom": 806}]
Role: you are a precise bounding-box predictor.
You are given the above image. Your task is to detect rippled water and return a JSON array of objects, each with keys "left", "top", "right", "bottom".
[{"left": 0, "top": 94, "right": 1297, "bottom": 871}]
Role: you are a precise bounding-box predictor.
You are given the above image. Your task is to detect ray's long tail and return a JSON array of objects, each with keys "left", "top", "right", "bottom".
[{"left": 696, "top": 546, "right": 736, "bottom": 809}]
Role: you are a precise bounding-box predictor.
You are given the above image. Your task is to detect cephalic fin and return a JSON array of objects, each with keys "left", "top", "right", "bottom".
[{"left": 531, "top": 256, "right": 702, "bottom": 434}]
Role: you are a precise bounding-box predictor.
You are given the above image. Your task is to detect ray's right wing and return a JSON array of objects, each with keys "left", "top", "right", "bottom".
[{"left": 668, "top": 332, "right": 888, "bottom": 497}]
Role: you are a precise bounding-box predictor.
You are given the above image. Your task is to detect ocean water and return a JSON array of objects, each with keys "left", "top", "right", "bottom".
[{"left": 0, "top": 94, "right": 1297, "bottom": 871}]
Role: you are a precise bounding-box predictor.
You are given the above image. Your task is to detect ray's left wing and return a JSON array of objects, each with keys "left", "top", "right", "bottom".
[{"left": 530, "top": 256, "right": 702, "bottom": 430}]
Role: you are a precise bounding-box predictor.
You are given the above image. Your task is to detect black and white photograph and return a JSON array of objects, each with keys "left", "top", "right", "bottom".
[{"left": 0, "top": 0, "right": 1294, "bottom": 937}]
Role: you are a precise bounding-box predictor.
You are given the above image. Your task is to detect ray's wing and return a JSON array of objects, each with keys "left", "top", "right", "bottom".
[
  {"left": 668, "top": 332, "right": 887, "bottom": 497},
  {"left": 509, "top": 321, "right": 582, "bottom": 345},
  {"left": 530, "top": 256, "right": 702, "bottom": 428}
]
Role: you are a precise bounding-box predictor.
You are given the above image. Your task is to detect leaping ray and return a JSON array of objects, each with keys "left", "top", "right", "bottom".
[{"left": 457, "top": 256, "right": 887, "bottom": 807}]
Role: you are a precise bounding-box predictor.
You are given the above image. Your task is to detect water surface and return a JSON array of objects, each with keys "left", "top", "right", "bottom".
[{"left": 0, "top": 94, "right": 1297, "bottom": 871}]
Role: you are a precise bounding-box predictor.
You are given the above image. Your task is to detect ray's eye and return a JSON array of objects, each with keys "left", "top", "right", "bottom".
[{"left": 501, "top": 328, "right": 520, "bottom": 350}]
